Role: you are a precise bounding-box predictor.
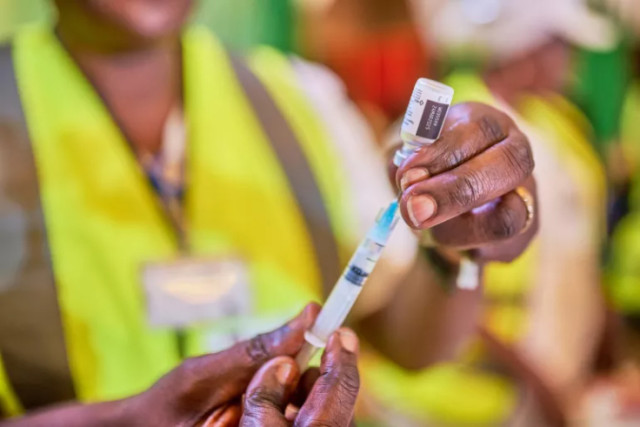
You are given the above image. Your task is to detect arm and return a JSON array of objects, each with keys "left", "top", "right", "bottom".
[
  {"left": 357, "top": 102, "right": 538, "bottom": 369},
  {"left": 2, "top": 304, "right": 320, "bottom": 427},
  {"left": 1, "top": 400, "right": 131, "bottom": 427}
]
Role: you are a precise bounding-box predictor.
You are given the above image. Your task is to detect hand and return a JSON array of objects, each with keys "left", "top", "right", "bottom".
[
  {"left": 394, "top": 102, "right": 537, "bottom": 261},
  {"left": 240, "top": 328, "right": 360, "bottom": 427},
  {"left": 126, "top": 304, "right": 320, "bottom": 426}
]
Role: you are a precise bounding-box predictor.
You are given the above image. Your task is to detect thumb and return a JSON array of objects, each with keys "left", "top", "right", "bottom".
[{"left": 240, "top": 357, "right": 299, "bottom": 427}]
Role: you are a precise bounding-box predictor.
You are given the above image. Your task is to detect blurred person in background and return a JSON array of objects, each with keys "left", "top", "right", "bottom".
[
  {"left": 296, "top": 0, "right": 430, "bottom": 144},
  {"left": 0, "top": 0, "right": 539, "bottom": 422},
  {"left": 594, "top": 1, "right": 640, "bottom": 423},
  {"left": 195, "top": 0, "right": 296, "bottom": 52},
  {"left": 341, "top": 0, "right": 615, "bottom": 424}
]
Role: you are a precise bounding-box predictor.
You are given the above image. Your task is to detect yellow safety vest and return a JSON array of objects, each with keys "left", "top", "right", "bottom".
[{"left": 0, "top": 24, "right": 352, "bottom": 414}]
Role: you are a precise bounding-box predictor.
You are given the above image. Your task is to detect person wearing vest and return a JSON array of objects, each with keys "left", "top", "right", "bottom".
[{"left": 0, "top": 0, "right": 539, "bottom": 422}]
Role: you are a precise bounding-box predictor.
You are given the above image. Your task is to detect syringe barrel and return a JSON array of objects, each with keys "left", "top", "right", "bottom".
[
  {"left": 394, "top": 78, "right": 455, "bottom": 167},
  {"left": 297, "top": 201, "right": 398, "bottom": 367},
  {"left": 306, "top": 233, "right": 384, "bottom": 342},
  {"left": 306, "top": 275, "right": 364, "bottom": 345}
]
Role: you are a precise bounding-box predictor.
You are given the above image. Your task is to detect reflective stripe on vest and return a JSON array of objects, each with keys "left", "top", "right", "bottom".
[
  {"left": 0, "top": 44, "right": 76, "bottom": 411},
  {"left": 2, "top": 25, "right": 347, "bottom": 407}
]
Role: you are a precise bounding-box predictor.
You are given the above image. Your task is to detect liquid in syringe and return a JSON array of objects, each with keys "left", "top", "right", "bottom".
[{"left": 296, "top": 199, "right": 400, "bottom": 368}]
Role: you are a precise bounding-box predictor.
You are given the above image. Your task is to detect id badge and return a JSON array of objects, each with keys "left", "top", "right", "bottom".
[{"left": 142, "top": 257, "right": 253, "bottom": 328}]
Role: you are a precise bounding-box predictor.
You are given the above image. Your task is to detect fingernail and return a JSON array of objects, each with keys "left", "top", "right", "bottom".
[
  {"left": 285, "top": 404, "right": 300, "bottom": 421},
  {"left": 401, "top": 168, "right": 429, "bottom": 191},
  {"left": 407, "top": 194, "right": 437, "bottom": 227},
  {"left": 276, "top": 362, "right": 295, "bottom": 385},
  {"left": 339, "top": 330, "right": 358, "bottom": 353}
]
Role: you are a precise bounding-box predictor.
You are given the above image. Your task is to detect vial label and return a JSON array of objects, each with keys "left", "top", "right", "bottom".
[
  {"left": 401, "top": 82, "right": 453, "bottom": 141},
  {"left": 417, "top": 101, "right": 449, "bottom": 139}
]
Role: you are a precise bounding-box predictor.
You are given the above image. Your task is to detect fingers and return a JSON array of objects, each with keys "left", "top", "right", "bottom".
[
  {"left": 237, "top": 302, "right": 320, "bottom": 368},
  {"left": 399, "top": 131, "right": 534, "bottom": 229},
  {"left": 296, "top": 329, "right": 360, "bottom": 427},
  {"left": 396, "top": 103, "right": 514, "bottom": 189},
  {"left": 290, "top": 368, "right": 321, "bottom": 409},
  {"left": 240, "top": 357, "right": 300, "bottom": 427},
  {"left": 430, "top": 189, "right": 530, "bottom": 248},
  {"left": 393, "top": 102, "right": 535, "bottom": 234},
  {"left": 169, "top": 303, "right": 320, "bottom": 408},
  {"left": 200, "top": 403, "right": 242, "bottom": 427}
]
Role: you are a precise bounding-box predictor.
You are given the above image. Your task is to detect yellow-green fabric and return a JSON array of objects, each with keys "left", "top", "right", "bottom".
[
  {"left": 622, "top": 81, "right": 640, "bottom": 210},
  {"left": 11, "top": 24, "right": 349, "bottom": 403},
  {"left": 608, "top": 81, "right": 640, "bottom": 313},
  {"left": 361, "top": 355, "right": 516, "bottom": 426},
  {"left": 0, "top": 0, "right": 50, "bottom": 43},
  {"left": 0, "top": 353, "right": 22, "bottom": 417},
  {"left": 245, "top": 47, "right": 351, "bottom": 264},
  {"left": 608, "top": 211, "right": 640, "bottom": 313}
]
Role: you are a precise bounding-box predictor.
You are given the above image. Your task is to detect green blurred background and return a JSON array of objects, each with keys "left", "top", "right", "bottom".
[{"left": 0, "top": 0, "right": 295, "bottom": 51}]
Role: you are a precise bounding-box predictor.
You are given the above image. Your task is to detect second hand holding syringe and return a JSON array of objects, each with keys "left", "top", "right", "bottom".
[{"left": 296, "top": 78, "right": 456, "bottom": 368}]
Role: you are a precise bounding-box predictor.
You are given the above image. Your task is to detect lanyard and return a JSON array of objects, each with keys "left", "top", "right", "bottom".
[
  {"left": 140, "top": 107, "right": 189, "bottom": 252},
  {"left": 139, "top": 107, "right": 193, "bottom": 357},
  {"left": 54, "top": 31, "right": 189, "bottom": 251}
]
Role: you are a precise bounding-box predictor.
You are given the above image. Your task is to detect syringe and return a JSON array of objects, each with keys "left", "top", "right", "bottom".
[
  {"left": 296, "top": 78, "right": 469, "bottom": 368},
  {"left": 296, "top": 199, "right": 401, "bottom": 368}
]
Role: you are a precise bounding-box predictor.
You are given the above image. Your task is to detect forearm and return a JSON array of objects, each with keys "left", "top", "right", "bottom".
[
  {"left": 356, "top": 252, "right": 483, "bottom": 370},
  {"left": 2, "top": 399, "right": 133, "bottom": 427}
]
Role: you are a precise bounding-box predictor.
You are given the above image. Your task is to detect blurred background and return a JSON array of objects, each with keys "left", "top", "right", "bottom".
[{"left": 3, "top": 0, "right": 640, "bottom": 425}]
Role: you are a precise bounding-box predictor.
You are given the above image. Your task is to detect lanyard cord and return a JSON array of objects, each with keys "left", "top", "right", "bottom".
[{"left": 139, "top": 107, "right": 189, "bottom": 252}]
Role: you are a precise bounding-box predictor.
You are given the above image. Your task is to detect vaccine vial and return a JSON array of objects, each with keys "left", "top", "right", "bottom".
[{"left": 394, "top": 78, "right": 455, "bottom": 167}]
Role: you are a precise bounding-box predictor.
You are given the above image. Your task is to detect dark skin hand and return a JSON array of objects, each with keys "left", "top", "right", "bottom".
[
  {"left": 359, "top": 102, "right": 538, "bottom": 369},
  {"left": 394, "top": 102, "right": 538, "bottom": 260},
  {"left": 240, "top": 328, "right": 360, "bottom": 427},
  {"left": 3, "top": 304, "right": 320, "bottom": 427}
]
